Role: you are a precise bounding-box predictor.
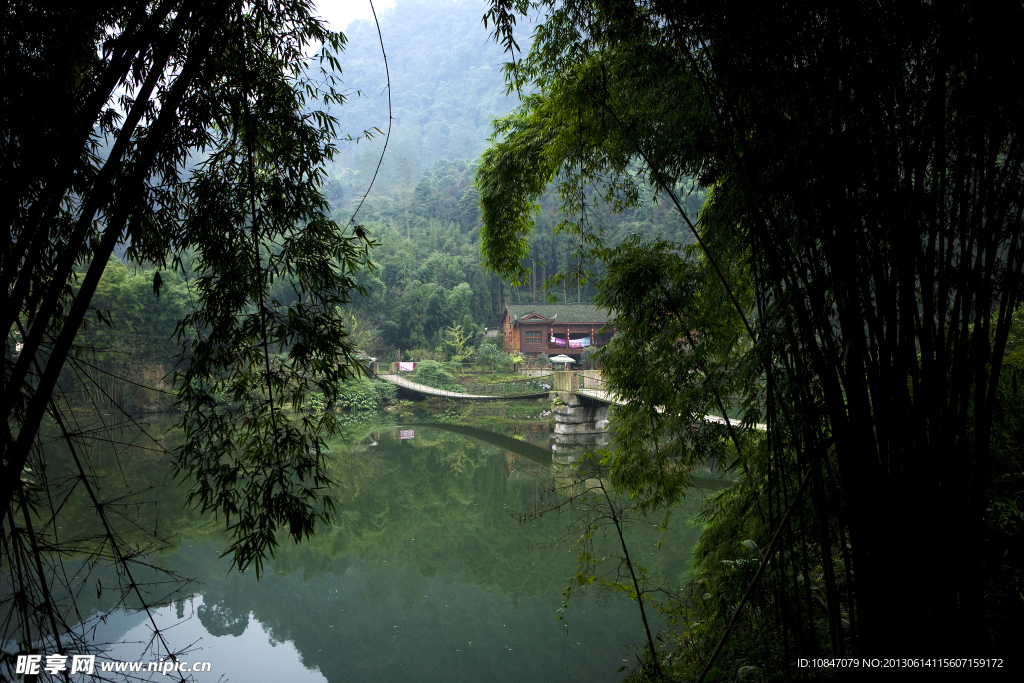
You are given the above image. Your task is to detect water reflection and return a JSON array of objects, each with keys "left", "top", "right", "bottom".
[
  {"left": 20, "top": 414, "right": 700, "bottom": 682},
  {"left": 414, "top": 422, "right": 552, "bottom": 465}
]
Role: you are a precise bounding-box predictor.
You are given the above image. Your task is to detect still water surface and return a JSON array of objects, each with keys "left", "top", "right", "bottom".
[{"left": 47, "top": 411, "right": 704, "bottom": 682}]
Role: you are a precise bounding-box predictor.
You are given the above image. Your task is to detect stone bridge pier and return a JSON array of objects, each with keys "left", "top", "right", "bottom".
[{"left": 550, "top": 389, "right": 610, "bottom": 464}]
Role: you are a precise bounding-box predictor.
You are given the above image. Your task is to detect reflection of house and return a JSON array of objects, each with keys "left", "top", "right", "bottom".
[{"left": 500, "top": 303, "right": 615, "bottom": 363}]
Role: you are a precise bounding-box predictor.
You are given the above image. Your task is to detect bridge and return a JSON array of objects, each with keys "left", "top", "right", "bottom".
[
  {"left": 375, "top": 369, "right": 765, "bottom": 431},
  {"left": 549, "top": 371, "right": 767, "bottom": 431},
  {"left": 376, "top": 373, "right": 552, "bottom": 401}
]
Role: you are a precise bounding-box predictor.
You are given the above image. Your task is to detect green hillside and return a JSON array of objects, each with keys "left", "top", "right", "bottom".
[{"left": 66, "top": 0, "right": 701, "bottom": 389}]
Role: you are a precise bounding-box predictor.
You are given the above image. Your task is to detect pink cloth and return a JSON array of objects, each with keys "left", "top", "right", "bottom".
[{"left": 399, "top": 362, "right": 416, "bottom": 372}]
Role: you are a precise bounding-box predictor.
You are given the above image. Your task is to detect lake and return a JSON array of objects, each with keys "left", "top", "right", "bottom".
[{"left": 15, "top": 405, "right": 708, "bottom": 682}]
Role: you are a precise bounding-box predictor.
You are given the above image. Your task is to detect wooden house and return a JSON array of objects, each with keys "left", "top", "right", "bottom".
[{"left": 500, "top": 303, "right": 615, "bottom": 363}]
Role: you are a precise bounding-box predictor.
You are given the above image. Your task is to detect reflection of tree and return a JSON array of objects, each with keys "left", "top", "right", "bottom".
[
  {"left": 272, "top": 424, "right": 700, "bottom": 600},
  {"left": 197, "top": 601, "right": 249, "bottom": 638},
  {"left": 38, "top": 414, "right": 701, "bottom": 682},
  {"left": 169, "top": 423, "right": 702, "bottom": 682},
  {"left": 442, "top": 444, "right": 474, "bottom": 476},
  {"left": 22, "top": 420, "right": 206, "bottom": 639}
]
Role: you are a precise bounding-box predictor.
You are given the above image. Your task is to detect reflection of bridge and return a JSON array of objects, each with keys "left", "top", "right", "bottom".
[
  {"left": 376, "top": 373, "right": 551, "bottom": 401},
  {"left": 414, "top": 423, "right": 552, "bottom": 465}
]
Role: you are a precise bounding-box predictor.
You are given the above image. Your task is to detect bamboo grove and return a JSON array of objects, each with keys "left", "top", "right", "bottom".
[
  {"left": 477, "top": 0, "right": 1024, "bottom": 676},
  {"left": 2, "top": 0, "right": 373, "bottom": 663}
]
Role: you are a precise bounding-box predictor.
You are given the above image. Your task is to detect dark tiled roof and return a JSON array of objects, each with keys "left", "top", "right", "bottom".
[{"left": 504, "top": 303, "right": 614, "bottom": 324}]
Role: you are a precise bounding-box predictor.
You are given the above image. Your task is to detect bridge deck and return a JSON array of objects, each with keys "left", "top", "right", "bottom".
[
  {"left": 573, "top": 387, "right": 623, "bottom": 405},
  {"left": 573, "top": 387, "right": 767, "bottom": 431},
  {"left": 380, "top": 373, "right": 766, "bottom": 429},
  {"left": 377, "top": 373, "right": 549, "bottom": 401}
]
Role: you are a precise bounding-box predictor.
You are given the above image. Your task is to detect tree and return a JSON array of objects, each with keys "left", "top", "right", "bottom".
[
  {"left": 411, "top": 359, "right": 460, "bottom": 391},
  {"left": 442, "top": 322, "right": 475, "bottom": 362},
  {"left": 479, "top": 0, "right": 1024, "bottom": 669},
  {"left": 2, "top": 0, "right": 375, "bottom": 661},
  {"left": 474, "top": 340, "right": 513, "bottom": 371}
]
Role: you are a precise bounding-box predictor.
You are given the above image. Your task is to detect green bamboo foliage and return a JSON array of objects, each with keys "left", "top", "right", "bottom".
[
  {"left": 478, "top": 0, "right": 1024, "bottom": 675},
  {"left": 170, "top": 10, "right": 373, "bottom": 576},
  {"left": 1, "top": 0, "right": 374, "bottom": 658}
]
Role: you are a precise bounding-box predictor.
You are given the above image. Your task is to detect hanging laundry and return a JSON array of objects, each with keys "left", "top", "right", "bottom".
[
  {"left": 399, "top": 362, "right": 416, "bottom": 372},
  {"left": 568, "top": 337, "right": 591, "bottom": 349},
  {"left": 550, "top": 335, "right": 567, "bottom": 347}
]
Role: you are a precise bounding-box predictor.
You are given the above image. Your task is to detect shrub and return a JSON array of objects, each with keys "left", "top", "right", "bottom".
[
  {"left": 412, "top": 360, "right": 460, "bottom": 391},
  {"left": 373, "top": 380, "right": 397, "bottom": 405},
  {"left": 336, "top": 380, "right": 378, "bottom": 411},
  {"left": 308, "top": 378, "right": 398, "bottom": 412},
  {"left": 474, "top": 341, "right": 513, "bottom": 370}
]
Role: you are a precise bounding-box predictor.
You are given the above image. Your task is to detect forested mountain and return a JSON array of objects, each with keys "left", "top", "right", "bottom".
[
  {"left": 323, "top": 0, "right": 516, "bottom": 182},
  {"left": 77, "top": 0, "right": 701, "bottom": 371},
  {"left": 340, "top": 158, "right": 700, "bottom": 356},
  {"left": 307, "top": 1, "right": 702, "bottom": 355}
]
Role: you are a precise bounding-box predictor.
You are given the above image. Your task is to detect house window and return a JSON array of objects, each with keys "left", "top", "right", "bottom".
[{"left": 524, "top": 330, "right": 542, "bottom": 343}]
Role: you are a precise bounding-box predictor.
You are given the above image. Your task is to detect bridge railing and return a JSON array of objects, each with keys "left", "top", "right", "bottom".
[
  {"left": 579, "top": 370, "right": 606, "bottom": 392},
  {"left": 378, "top": 371, "right": 555, "bottom": 397},
  {"left": 550, "top": 370, "right": 609, "bottom": 393},
  {"left": 457, "top": 374, "right": 554, "bottom": 396}
]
